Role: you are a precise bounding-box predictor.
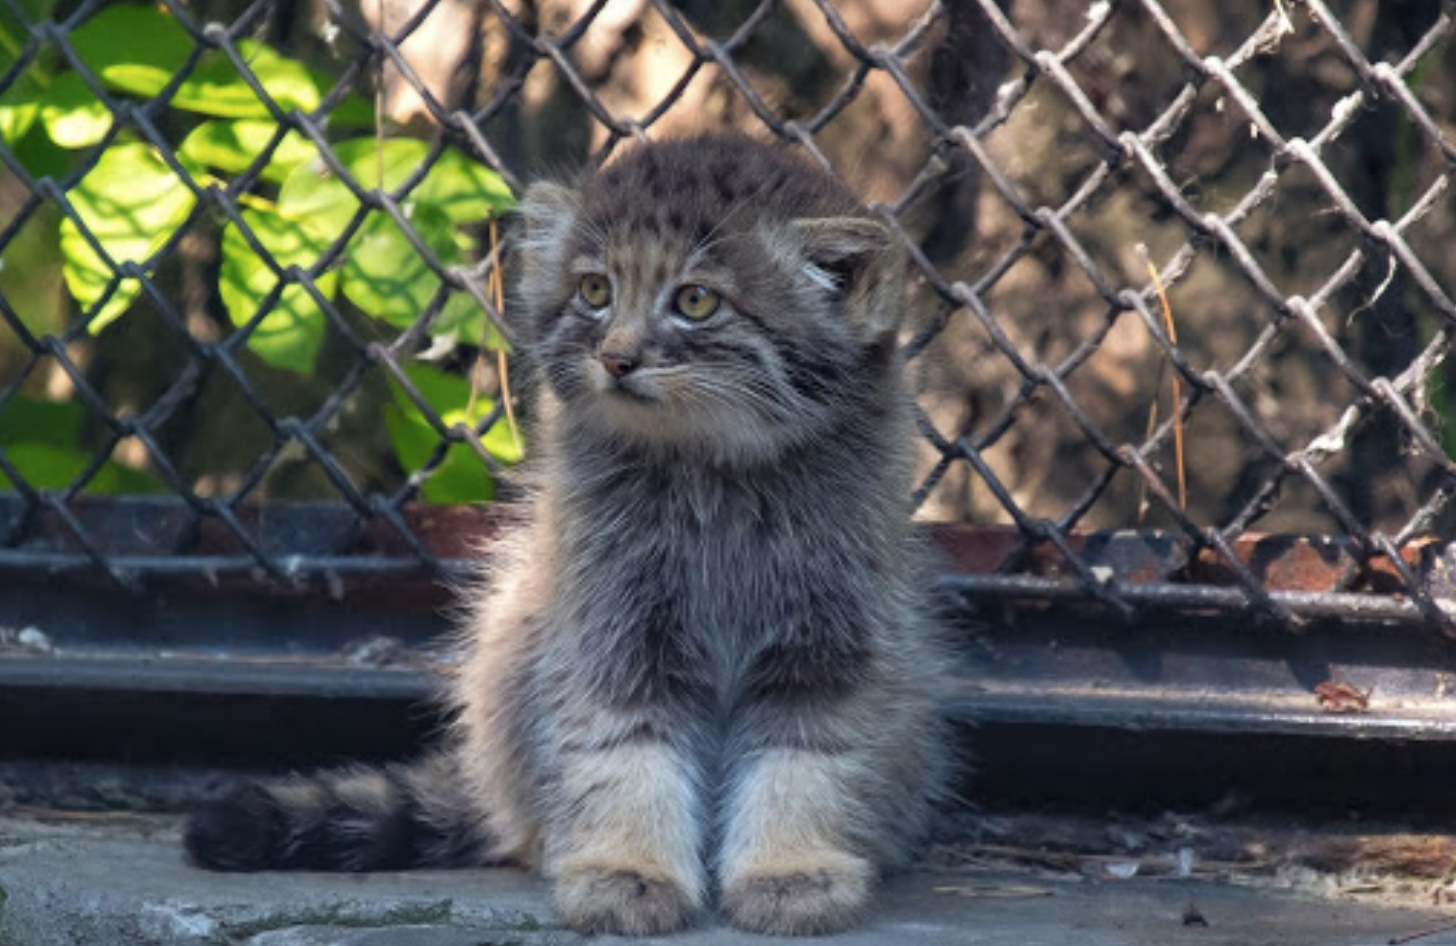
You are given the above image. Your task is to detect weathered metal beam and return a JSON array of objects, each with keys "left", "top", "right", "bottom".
[{"left": 4, "top": 496, "right": 1456, "bottom": 761}]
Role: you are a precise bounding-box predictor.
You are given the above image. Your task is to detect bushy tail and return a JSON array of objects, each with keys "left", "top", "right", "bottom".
[{"left": 185, "top": 750, "right": 488, "bottom": 872}]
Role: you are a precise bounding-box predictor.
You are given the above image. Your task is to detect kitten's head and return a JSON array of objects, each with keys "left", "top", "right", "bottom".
[{"left": 514, "top": 134, "right": 905, "bottom": 464}]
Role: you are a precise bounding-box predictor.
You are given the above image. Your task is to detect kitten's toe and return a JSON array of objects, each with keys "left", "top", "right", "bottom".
[
  {"left": 722, "top": 852, "right": 872, "bottom": 936},
  {"left": 555, "top": 864, "right": 698, "bottom": 935}
]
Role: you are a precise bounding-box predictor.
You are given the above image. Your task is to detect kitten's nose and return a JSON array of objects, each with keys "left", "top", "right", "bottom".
[{"left": 598, "top": 351, "right": 640, "bottom": 378}]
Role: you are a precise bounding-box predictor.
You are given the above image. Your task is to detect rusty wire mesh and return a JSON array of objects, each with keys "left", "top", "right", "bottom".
[{"left": 2, "top": 0, "right": 1456, "bottom": 630}]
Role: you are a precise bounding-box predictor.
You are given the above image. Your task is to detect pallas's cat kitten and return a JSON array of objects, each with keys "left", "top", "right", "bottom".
[{"left": 187, "top": 134, "right": 949, "bottom": 936}]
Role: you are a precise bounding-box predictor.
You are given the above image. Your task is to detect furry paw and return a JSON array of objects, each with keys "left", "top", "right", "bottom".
[
  {"left": 721, "top": 853, "right": 872, "bottom": 935},
  {"left": 554, "top": 864, "right": 698, "bottom": 935}
]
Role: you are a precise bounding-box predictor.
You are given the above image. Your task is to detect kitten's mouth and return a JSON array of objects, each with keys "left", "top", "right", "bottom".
[
  {"left": 606, "top": 378, "right": 657, "bottom": 403},
  {"left": 592, "top": 365, "right": 661, "bottom": 403}
]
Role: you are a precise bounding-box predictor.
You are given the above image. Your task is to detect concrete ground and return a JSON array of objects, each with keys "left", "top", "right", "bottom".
[{"left": 3, "top": 812, "right": 1456, "bottom": 946}]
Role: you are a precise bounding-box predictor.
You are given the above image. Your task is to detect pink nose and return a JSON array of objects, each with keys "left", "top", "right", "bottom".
[{"left": 599, "top": 352, "right": 639, "bottom": 378}]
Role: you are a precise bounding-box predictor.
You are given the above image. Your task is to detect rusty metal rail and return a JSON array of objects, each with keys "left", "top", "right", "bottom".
[{"left": 4, "top": 499, "right": 1456, "bottom": 757}]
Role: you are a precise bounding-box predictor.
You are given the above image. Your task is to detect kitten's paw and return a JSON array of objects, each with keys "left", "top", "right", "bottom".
[
  {"left": 721, "top": 852, "right": 873, "bottom": 936},
  {"left": 555, "top": 864, "right": 698, "bottom": 935}
]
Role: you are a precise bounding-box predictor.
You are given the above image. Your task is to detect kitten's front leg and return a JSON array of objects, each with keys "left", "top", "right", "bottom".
[
  {"left": 545, "top": 706, "right": 707, "bottom": 935},
  {"left": 718, "top": 650, "right": 890, "bottom": 935}
]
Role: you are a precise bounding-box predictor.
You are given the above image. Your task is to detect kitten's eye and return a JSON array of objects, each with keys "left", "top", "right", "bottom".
[
  {"left": 578, "top": 274, "right": 612, "bottom": 308},
  {"left": 674, "top": 285, "right": 720, "bottom": 321}
]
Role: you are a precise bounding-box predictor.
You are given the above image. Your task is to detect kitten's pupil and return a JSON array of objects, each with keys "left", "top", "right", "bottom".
[
  {"left": 674, "top": 285, "right": 718, "bottom": 321},
  {"left": 579, "top": 274, "right": 611, "bottom": 308}
]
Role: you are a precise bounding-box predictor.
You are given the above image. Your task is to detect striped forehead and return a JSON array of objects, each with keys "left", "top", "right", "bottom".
[{"left": 601, "top": 230, "right": 692, "bottom": 290}]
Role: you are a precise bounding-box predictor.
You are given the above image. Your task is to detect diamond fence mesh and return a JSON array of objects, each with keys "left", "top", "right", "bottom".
[{"left": 2, "top": 0, "right": 1456, "bottom": 630}]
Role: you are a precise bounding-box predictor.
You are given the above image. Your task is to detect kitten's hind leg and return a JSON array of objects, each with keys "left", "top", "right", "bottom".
[{"left": 544, "top": 714, "right": 707, "bottom": 935}]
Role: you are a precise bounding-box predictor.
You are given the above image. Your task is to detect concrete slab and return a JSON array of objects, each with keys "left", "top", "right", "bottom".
[{"left": 2, "top": 813, "right": 1454, "bottom": 946}]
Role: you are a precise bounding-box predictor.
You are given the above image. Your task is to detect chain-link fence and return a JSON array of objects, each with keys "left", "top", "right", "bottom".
[{"left": 3, "top": 0, "right": 1456, "bottom": 633}]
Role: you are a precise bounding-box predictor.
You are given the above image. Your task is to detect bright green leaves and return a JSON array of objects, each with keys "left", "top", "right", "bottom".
[
  {"left": 66, "top": 4, "right": 368, "bottom": 123},
  {"left": 219, "top": 209, "right": 334, "bottom": 374},
  {"left": 66, "top": 4, "right": 193, "bottom": 100},
  {"left": 5, "top": 1, "right": 522, "bottom": 503},
  {"left": 385, "top": 364, "right": 523, "bottom": 503},
  {"left": 37, "top": 72, "right": 111, "bottom": 148},
  {"left": 0, "top": 397, "right": 163, "bottom": 494},
  {"left": 180, "top": 120, "right": 316, "bottom": 185},
  {"left": 0, "top": 0, "right": 59, "bottom": 73},
  {"left": 0, "top": 75, "right": 42, "bottom": 144},
  {"left": 214, "top": 136, "right": 515, "bottom": 373},
  {"left": 2, "top": 4, "right": 372, "bottom": 163},
  {"left": 59, "top": 143, "right": 199, "bottom": 333},
  {"left": 342, "top": 206, "right": 460, "bottom": 328}
]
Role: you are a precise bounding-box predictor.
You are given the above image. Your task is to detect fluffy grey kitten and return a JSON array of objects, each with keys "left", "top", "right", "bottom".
[{"left": 187, "top": 133, "right": 950, "bottom": 936}]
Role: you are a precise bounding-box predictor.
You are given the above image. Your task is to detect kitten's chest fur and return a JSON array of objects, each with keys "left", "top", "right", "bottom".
[{"left": 542, "top": 429, "right": 909, "bottom": 704}]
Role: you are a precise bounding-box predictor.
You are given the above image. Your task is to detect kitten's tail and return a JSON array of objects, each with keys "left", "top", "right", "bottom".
[{"left": 185, "top": 749, "right": 488, "bottom": 872}]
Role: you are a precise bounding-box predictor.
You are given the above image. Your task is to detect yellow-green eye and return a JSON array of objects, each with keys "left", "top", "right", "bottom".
[
  {"left": 578, "top": 273, "right": 612, "bottom": 308},
  {"left": 674, "top": 285, "right": 720, "bottom": 321}
]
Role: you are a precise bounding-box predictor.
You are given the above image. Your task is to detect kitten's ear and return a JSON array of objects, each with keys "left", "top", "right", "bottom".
[
  {"left": 791, "top": 216, "right": 905, "bottom": 342},
  {"left": 513, "top": 181, "right": 581, "bottom": 329},
  {"left": 516, "top": 181, "right": 579, "bottom": 253}
]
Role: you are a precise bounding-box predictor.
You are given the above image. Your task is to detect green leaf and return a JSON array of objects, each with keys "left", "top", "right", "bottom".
[
  {"left": 219, "top": 207, "right": 336, "bottom": 374},
  {"left": 278, "top": 138, "right": 513, "bottom": 343},
  {"left": 279, "top": 138, "right": 514, "bottom": 235},
  {"left": 0, "top": 75, "right": 40, "bottom": 144},
  {"left": 0, "top": 397, "right": 163, "bottom": 495},
  {"left": 180, "top": 119, "right": 316, "bottom": 184},
  {"left": 68, "top": 4, "right": 192, "bottom": 99},
  {"left": 69, "top": 5, "right": 362, "bottom": 121},
  {"left": 415, "top": 147, "right": 515, "bottom": 222},
  {"left": 0, "top": 207, "right": 66, "bottom": 338},
  {"left": 36, "top": 71, "right": 111, "bottom": 148},
  {"left": 0, "top": 441, "right": 92, "bottom": 491},
  {"left": 0, "top": 396, "right": 84, "bottom": 443},
  {"left": 433, "top": 289, "right": 504, "bottom": 349},
  {"left": 278, "top": 138, "right": 428, "bottom": 234},
  {"left": 385, "top": 363, "right": 523, "bottom": 503},
  {"left": 340, "top": 204, "right": 461, "bottom": 328},
  {"left": 59, "top": 143, "right": 198, "bottom": 333},
  {"left": 171, "top": 38, "right": 320, "bottom": 118},
  {"left": 0, "top": 442, "right": 164, "bottom": 494},
  {"left": 0, "top": 0, "right": 59, "bottom": 73}
]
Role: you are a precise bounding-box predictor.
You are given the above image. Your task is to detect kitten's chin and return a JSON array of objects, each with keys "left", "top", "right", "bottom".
[{"left": 578, "top": 396, "right": 808, "bottom": 467}]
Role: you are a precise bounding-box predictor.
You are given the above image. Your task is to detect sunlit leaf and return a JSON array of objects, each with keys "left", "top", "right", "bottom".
[
  {"left": 69, "top": 6, "right": 367, "bottom": 121},
  {"left": 414, "top": 146, "right": 515, "bottom": 223},
  {"left": 340, "top": 205, "right": 461, "bottom": 328},
  {"left": 180, "top": 119, "right": 316, "bottom": 184},
  {"left": 37, "top": 71, "right": 111, "bottom": 147},
  {"left": 279, "top": 138, "right": 513, "bottom": 343},
  {"left": 385, "top": 362, "right": 523, "bottom": 503},
  {"left": 433, "top": 289, "right": 504, "bottom": 349},
  {"left": 58, "top": 143, "right": 198, "bottom": 333},
  {"left": 219, "top": 207, "right": 336, "bottom": 374},
  {"left": 0, "top": 75, "right": 40, "bottom": 143},
  {"left": 172, "top": 39, "right": 319, "bottom": 118},
  {"left": 279, "top": 138, "right": 514, "bottom": 235},
  {"left": 68, "top": 4, "right": 192, "bottom": 99}
]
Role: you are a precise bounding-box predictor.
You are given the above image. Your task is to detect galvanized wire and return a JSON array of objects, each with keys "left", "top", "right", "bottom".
[{"left": 1, "top": 0, "right": 1455, "bottom": 632}]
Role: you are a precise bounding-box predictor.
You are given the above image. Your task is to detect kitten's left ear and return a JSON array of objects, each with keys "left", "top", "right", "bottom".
[{"left": 791, "top": 216, "right": 905, "bottom": 342}]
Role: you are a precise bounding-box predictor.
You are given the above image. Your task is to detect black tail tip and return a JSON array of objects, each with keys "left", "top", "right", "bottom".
[{"left": 185, "top": 783, "right": 285, "bottom": 872}]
